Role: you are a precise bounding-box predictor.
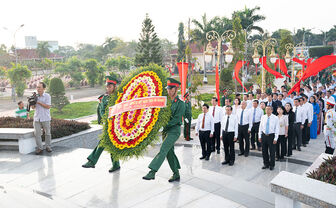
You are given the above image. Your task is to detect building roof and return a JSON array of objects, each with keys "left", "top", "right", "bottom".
[{"left": 15, "top": 49, "right": 63, "bottom": 60}]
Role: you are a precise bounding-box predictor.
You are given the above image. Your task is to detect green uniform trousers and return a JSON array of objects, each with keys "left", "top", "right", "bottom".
[
  {"left": 87, "top": 140, "right": 120, "bottom": 167},
  {"left": 183, "top": 117, "right": 191, "bottom": 139},
  {"left": 148, "top": 126, "right": 181, "bottom": 173}
]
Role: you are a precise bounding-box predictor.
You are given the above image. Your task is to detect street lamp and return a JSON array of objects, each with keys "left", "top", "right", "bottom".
[
  {"left": 252, "top": 38, "right": 278, "bottom": 93},
  {"left": 284, "top": 42, "right": 306, "bottom": 87}
]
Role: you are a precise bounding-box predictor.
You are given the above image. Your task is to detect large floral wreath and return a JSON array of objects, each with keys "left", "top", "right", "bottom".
[{"left": 100, "top": 64, "right": 171, "bottom": 160}]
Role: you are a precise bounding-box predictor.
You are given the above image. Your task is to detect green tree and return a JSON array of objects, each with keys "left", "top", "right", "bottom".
[
  {"left": 135, "top": 13, "right": 163, "bottom": 66},
  {"left": 278, "top": 29, "right": 294, "bottom": 57},
  {"left": 7, "top": 64, "right": 32, "bottom": 97},
  {"left": 84, "top": 59, "right": 100, "bottom": 87},
  {"left": 177, "top": 22, "right": 186, "bottom": 62},
  {"left": 55, "top": 57, "right": 84, "bottom": 88},
  {"left": 232, "top": 6, "right": 265, "bottom": 34},
  {"left": 37, "top": 41, "right": 51, "bottom": 58},
  {"left": 49, "top": 77, "right": 69, "bottom": 112},
  {"left": 54, "top": 46, "right": 76, "bottom": 59}
]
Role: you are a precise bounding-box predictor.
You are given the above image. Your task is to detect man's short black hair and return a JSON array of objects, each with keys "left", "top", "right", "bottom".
[
  {"left": 253, "top": 99, "right": 259, "bottom": 104},
  {"left": 272, "top": 93, "right": 278, "bottom": 96},
  {"left": 212, "top": 97, "right": 218, "bottom": 102},
  {"left": 225, "top": 105, "right": 233, "bottom": 111},
  {"left": 39, "top": 82, "right": 46, "bottom": 89},
  {"left": 226, "top": 98, "right": 231, "bottom": 102},
  {"left": 294, "top": 98, "right": 300, "bottom": 102},
  {"left": 266, "top": 105, "right": 273, "bottom": 109},
  {"left": 203, "top": 103, "right": 209, "bottom": 109},
  {"left": 17, "top": 101, "right": 23, "bottom": 105}
]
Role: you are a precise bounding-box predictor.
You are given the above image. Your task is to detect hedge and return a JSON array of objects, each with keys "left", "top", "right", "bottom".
[{"left": 0, "top": 117, "right": 90, "bottom": 139}]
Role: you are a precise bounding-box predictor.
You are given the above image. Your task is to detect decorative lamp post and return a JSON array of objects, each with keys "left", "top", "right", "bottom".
[
  {"left": 284, "top": 42, "right": 306, "bottom": 87},
  {"left": 252, "top": 38, "right": 278, "bottom": 93}
]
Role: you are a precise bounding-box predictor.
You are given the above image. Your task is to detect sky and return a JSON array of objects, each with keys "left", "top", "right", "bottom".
[{"left": 0, "top": 0, "right": 335, "bottom": 49}]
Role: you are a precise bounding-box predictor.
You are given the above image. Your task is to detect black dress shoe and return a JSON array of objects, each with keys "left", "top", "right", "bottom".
[
  {"left": 298, "top": 147, "right": 301, "bottom": 151},
  {"left": 258, "top": 147, "right": 262, "bottom": 151},
  {"left": 286, "top": 154, "right": 291, "bottom": 157},
  {"left": 229, "top": 162, "right": 234, "bottom": 166},
  {"left": 244, "top": 154, "right": 248, "bottom": 157},
  {"left": 302, "top": 144, "right": 307, "bottom": 147},
  {"left": 217, "top": 150, "right": 220, "bottom": 154},
  {"left": 270, "top": 167, "right": 274, "bottom": 170},
  {"left": 262, "top": 166, "right": 269, "bottom": 169},
  {"left": 276, "top": 158, "right": 279, "bottom": 161},
  {"left": 238, "top": 153, "right": 244, "bottom": 156},
  {"left": 221, "top": 161, "right": 229, "bottom": 165},
  {"left": 251, "top": 146, "right": 256, "bottom": 150},
  {"left": 205, "top": 156, "right": 209, "bottom": 161},
  {"left": 199, "top": 156, "right": 206, "bottom": 160}
]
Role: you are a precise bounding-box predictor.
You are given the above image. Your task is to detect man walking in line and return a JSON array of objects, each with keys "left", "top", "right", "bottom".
[
  {"left": 221, "top": 106, "right": 238, "bottom": 166},
  {"left": 250, "top": 100, "right": 264, "bottom": 151},
  {"left": 237, "top": 101, "right": 252, "bottom": 157},
  {"left": 209, "top": 97, "right": 223, "bottom": 154}
]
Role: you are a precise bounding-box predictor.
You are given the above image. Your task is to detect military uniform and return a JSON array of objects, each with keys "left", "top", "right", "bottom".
[
  {"left": 82, "top": 76, "right": 120, "bottom": 172},
  {"left": 183, "top": 92, "right": 192, "bottom": 141},
  {"left": 220, "top": 90, "right": 229, "bottom": 107},
  {"left": 324, "top": 101, "right": 336, "bottom": 155},
  {"left": 143, "top": 78, "right": 185, "bottom": 182}
]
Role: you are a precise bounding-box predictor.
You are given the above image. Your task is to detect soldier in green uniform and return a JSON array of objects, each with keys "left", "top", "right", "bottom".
[
  {"left": 143, "top": 78, "right": 185, "bottom": 182},
  {"left": 183, "top": 92, "right": 192, "bottom": 141},
  {"left": 220, "top": 89, "right": 228, "bottom": 107},
  {"left": 82, "top": 76, "right": 120, "bottom": 173}
]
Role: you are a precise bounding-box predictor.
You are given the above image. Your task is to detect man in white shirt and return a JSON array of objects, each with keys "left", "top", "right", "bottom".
[
  {"left": 293, "top": 98, "right": 305, "bottom": 151},
  {"left": 223, "top": 98, "right": 231, "bottom": 116},
  {"left": 283, "top": 91, "right": 293, "bottom": 106},
  {"left": 237, "top": 101, "right": 252, "bottom": 157},
  {"left": 324, "top": 101, "right": 336, "bottom": 155},
  {"left": 302, "top": 95, "right": 313, "bottom": 145},
  {"left": 258, "top": 105, "right": 279, "bottom": 170},
  {"left": 246, "top": 93, "right": 253, "bottom": 109},
  {"left": 250, "top": 100, "right": 264, "bottom": 151},
  {"left": 220, "top": 106, "right": 238, "bottom": 166},
  {"left": 195, "top": 104, "right": 214, "bottom": 161},
  {"left": 209, "top": 97, "right": 224, "bottom": 154}
]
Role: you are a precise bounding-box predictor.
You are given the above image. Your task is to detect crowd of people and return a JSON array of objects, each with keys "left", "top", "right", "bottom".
[{"left": 189, "top": 80, "right": 336, "bottom": 171}]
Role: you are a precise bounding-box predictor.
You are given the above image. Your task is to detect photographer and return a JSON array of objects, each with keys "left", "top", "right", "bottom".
[{"left": 32, "top": 82, "right": 52, "bottom": 155}]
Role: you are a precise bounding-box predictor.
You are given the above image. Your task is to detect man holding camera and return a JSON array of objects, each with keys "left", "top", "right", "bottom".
[{"left": 32, "top": 82, "right": 52, "bottom": 155}]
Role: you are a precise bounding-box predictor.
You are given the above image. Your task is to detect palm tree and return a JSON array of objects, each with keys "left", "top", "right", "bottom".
[
  {"left": 37, "top": 42, "right": 51, "bottom": 59},
  {"left": 191, "top": 13, "right": 216, "bottom": 78},
  {"left": 232, "top": 6, "right": 265, "bottom": 34}
]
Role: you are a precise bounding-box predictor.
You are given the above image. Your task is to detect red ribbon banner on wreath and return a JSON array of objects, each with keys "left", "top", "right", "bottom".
[
  {"left": 260, "top": 57, "right": 283, "bottom": 78},
  {"left": 234, "top": 61, "right": 248, "bottom": 92}
]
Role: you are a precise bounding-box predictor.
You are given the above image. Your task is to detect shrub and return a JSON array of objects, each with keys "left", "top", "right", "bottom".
[
  {"left": 7, "top": 64, "right": 32, "bottom": 97},
  {"left": 49, "top": 78, "right": 69, "bottom": 112},
  {"left": 307, "top": 156, "right": 336, "bottom": 185},
  {"left": 309, "top": 46, "right": 334, "bottom": 58},
  {"left": 0, "top": 117, "right": 90, "bottom": 139}
]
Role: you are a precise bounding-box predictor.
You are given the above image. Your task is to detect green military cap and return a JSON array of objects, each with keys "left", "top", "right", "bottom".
[
  {"left": 166, "top": 78, "right": 181, "bottom": 89},
  {"left": 105, "top": 75, "right": 119, "bottom": 86}
]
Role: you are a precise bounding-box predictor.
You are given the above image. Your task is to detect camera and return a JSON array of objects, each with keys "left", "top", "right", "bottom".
[{"left": 27, "top": 92, "right": 38, "bottom": 112}]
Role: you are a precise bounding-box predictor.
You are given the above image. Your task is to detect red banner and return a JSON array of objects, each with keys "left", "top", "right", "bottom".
[
  {"left": 234, "top": 61, "right": 248, "bottom": 92},
  {"left": 108, "top": 96, "right": 167, "bottom": 117},
  {"left": 275, "top": 59, "right": 291, "bottom": 78},
  {"left": 260, "top": 57, "right": 283, "bottom": 78},
  {"left": 177, "top": 62, "right": 188, "bottom": 100},
  {"left": 215, "top": 63, "right": 220, "bottom": 106}
]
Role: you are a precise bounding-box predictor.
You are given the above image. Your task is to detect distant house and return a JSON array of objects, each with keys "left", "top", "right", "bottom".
[
  {"left": 15, "top": 49, "right": 63, "bottom": 62},
  {"left": 169, "top": 42, "right": 228, "bottom": 72}
]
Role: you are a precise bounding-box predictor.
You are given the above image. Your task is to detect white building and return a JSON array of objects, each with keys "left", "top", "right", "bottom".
[{"left": 24, "top": 36, "right": 59, "bottom": 52}]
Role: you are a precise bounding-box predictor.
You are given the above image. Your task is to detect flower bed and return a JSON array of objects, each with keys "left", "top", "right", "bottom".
[
  {"left": 0, "top": 117, "right": 90, "bottom": 139},
  {"left": 307, "top": 156, "right": 336, "bottom": 185}
]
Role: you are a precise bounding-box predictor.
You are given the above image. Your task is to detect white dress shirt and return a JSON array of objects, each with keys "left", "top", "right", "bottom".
[
  {"left": 220, "top": 114, "right": 238, "bottom": 138},
  {"left": 34, "top": 92, "right": 51, "bottom": 122},
  {"left": 300, "top": 104, "right": 308, "bottom": 121},
  {"left": 283, "top": 97, "right": 293, "bottom": 106},
  {"left": 246, "top": 100, "right": 253, "bottom": 109},
  {"left": 236, "top": 108, "right": 252, "bottom": 130},
  {"left": 209, "top": 105, "right": 224, "bottom": 124},
  {"left": 293, "top": 106, "right": 305, "bottom": 123},
  {"left": 278, "top": 115, "right": 289, "bottom": 136},
  {"left": 258, "top": 114, "right": 280, "bottom": 141},
  {"left": 232, "top": 105, "right": 241, "bottom": 115},
  {"left": 304, "top": 102, "right": 314, "bottom": 123},
  {"left": 249, "top": 107, "right": 264, "bottom": 124},
  {"left": 195, "top": 112, "right": 214, "bottom": 134}
]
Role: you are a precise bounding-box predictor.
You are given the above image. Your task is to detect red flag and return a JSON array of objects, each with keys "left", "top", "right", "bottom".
[
  {"left": 260, "top": 57, "right": 283, "bottom": 78},
  {"left": 234, "top": 61, "right": 248, "bottom": 92},
  {"left": 177, "top": 62, "right": 188, "bottom": 101},
  {"left": 275, "top": 59, "right": 291, "bottom": 78}
]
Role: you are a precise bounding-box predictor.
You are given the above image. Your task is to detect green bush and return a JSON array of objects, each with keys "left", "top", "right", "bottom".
[
  {"left": 307, "top": 156, "right": 336, "bottom": 185},
  {"left": 49, "top": 78, "right": 69, "bottom": 112},
  {"left": 7, "top": 64, "right": 31, "bottom": 97},
  {"left": 192, "top": 107, "right": 203, "bottom": 119},
  {"left": 197, "top": 93, "right": 214, "bottom": 103},
  {"left": 309, "top": 46, "right": 334, "bottom": 58},
  {"left": 0, "top": 117, "right": 90, "bottom": 139}
]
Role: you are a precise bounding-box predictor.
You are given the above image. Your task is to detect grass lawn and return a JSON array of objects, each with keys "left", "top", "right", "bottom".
[{"left": 30, "top": 101, "right": 98, "bottom": 120}]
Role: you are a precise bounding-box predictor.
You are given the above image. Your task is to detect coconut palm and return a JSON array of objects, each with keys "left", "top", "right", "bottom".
[
  {"left": 37, "top": 41, "right": 51, "bottom": 59},
  {"left": 232, "top": 6, "right": 265, "bottom": 34}
]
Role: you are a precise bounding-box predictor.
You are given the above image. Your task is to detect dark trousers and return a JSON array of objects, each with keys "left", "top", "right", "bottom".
[
  {"left": 199, "top": 130, "right": 211, "bottom": 157},
  {"left": 287, "top": 125, "right": 294, "bottom": 156},
  {"left": 302, "top": 119, "right": 308, "bottom": 144},
  {"left": 261, "top": 133, "right": 275, "bottom": 168},
  {"left": 222, "top": 131, "right": 235, "bottom": 163},
  {"left": 293, "top": 123, "right": 302, "bottom": 148},
  {"left": 211, "top": 123, "right": 221, "bottom": 151},
  {"left": 238, "top": 124, "right": 250, "bottom": 156},
  {"left": 276, "top": 135, "right": 287, "bottom": 159},
  {"left": 250, "top": 122, "right": 261, "bottom": 148}
]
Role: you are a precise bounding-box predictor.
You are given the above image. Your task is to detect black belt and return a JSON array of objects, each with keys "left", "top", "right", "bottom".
[
  {"left": 262, "top": 133, "right": 275, "bottom": 137},
  {"left": 239, "top": 124, "right": 248, "bottom": 127},
  {"left": 199, "top": 130, "right": 211, "bottom": 133},
  {"left": 294, "top": 122, "right": 301, "bottom": 125},
  {"left": 253, "top": 122, "right": 260, "bottom": 125}
]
